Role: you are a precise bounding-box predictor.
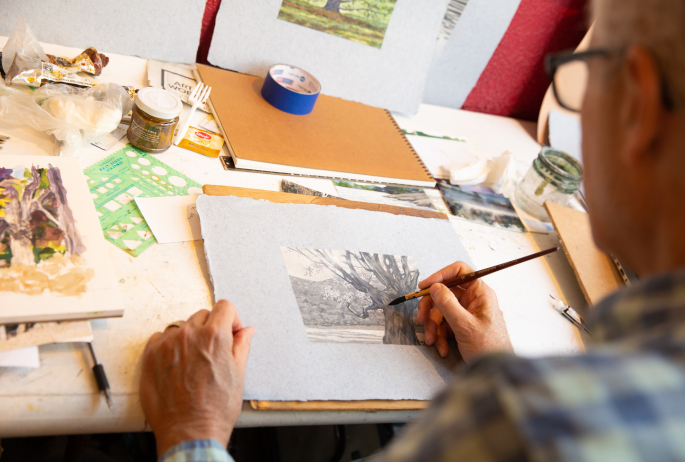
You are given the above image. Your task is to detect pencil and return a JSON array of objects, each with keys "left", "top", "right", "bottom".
[
  {"left": 87, "top": 342, "right": 113, "bottom": 411},
  {"left": 389, "top": 246, "right": 560, "bottom": 306}
]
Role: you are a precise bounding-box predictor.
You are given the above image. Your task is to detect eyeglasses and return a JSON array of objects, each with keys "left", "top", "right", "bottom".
[
  {"left": 545, "top": 49, "right": 675, "bottom": 112},
  {"left": 545, "top": 50, "right": 610, "bottom": 113}
]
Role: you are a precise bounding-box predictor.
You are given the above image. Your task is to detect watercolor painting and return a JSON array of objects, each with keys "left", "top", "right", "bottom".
[
  {"left": 281, "top": 247, "right": 423, "bottom": 345},
  {"left": 0, "top": 164, "right": 94, "bottom": 296},
  {"left": 277, "top": 0, "right": 398, "bottom": 49},
  {"left": 333, "top": 181, "right": 437, "bottom": 211},
  {"left": 438, "top": 181, "right": 526, "bottom": 232},
  {"left": 280, "top": 179, "right": 339, "bottom": 198}
]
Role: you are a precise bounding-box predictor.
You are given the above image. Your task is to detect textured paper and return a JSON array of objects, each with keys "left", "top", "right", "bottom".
[
  {"left": 135, "top": 195, "right": 201, "bottom": 244},
  {"left": 1, "top": 2, "right": 205, "bottom": 63},
  {"left": 423, "top": 0, "right": 522, "bottom": 108},
  {"left": 0, "top": 321, "right": 93, "bottom": 353},
  {"left": 207, "top": 0, "right": 450, "bottom": 114},
  {"left": 0, "top": 346, "right": 39, "bottom": 368},
  {"left": 198, "top": 195, "right": 472, "bottom": 400},
  {"left": 83, "top": 145, "right": 203, "bottom": 256},
  {"left": 0, "top": 156, "right": 124, "bottom": 324}
]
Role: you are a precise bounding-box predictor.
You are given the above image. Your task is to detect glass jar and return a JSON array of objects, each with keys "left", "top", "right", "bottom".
[
  {"left": 514, "top": 147, "right": 583, "bottom": 221},
  {"left": 127, "top": 88, "right": 183, "bottom": 153}
]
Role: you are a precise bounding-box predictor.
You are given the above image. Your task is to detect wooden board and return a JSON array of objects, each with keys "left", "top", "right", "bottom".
[
  {"left": 203, "top": 184, "right": 439, "bottom": 411},
  {"left": 202, "top": 185, "right": 448, "bottom": 221},
  {"left": 545, "top": 202, "right": 624, "bottom": 306},
  {"left": 250, "top": 400, "right": 430, "bottom": 412}
]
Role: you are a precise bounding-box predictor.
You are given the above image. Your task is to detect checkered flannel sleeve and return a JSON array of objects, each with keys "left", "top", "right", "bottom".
[
  {"left": 380, "top": 356, "right": 529, "bottom": 462},
  {"left": 159, "top": 439, "right": 233, "bottom": 462}
]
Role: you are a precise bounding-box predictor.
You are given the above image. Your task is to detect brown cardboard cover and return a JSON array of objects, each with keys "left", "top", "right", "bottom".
[{"left": 197, "top": 65, "right": 432, "bottom": 183}]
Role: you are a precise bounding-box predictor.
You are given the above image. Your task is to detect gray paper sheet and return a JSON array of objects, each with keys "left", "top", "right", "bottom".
[
  {"left": 423, "top": 0, "right": 522, "bottom": 108},
  {"left": 549, "top": 110, "right": 582, "bottom": 164},
  {"left": 197, "top": 196, "right": 472, "bottom": 400},
  {"left": 207, "top": 0, "right": 450, "bottom": 115},
  {"left": 1, "top": 2, "right": 205, "bottom": 63}
]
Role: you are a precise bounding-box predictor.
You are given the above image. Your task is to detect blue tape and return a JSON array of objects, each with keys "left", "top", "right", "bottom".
[{"left": 261, "top": 64, "right": 321, "bottom": 115}]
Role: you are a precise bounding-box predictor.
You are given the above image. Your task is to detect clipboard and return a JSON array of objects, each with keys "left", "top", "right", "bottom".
[{"left": 203, "top": 184, "right": 446, "bottom": 411}]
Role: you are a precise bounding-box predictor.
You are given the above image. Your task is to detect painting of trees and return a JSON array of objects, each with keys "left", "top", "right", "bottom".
[
  {"left": 282, "top": 247, "right": 421, "bottom": 345},
  {"left": 0, "top": 164, "right": 93, "bottom": 295},
  {"left": 277, "top": 0, "right": 398, "bottom": 49}
]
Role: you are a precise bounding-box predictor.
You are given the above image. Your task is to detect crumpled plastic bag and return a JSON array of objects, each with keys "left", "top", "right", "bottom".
[
  {"left": 33, "top": 83, "right": 133, "bottom": 142},
  {"left": 2, "top": 17, "right": 48, "bottom": 81},
  {"left": 0, "top": 85, "right": 82, "bottom": 149}
]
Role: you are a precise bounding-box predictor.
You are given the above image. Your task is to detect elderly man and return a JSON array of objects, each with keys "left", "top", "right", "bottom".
[{"left": 139, "top": 0, "right": 685, "bottom": 459}]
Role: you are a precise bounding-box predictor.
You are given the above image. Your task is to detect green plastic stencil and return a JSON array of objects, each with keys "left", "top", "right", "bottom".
[{"left": 84, "top": 144, "right": 202, "bottom": 256}]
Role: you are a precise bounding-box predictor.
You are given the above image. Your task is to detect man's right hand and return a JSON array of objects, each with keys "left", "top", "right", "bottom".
[{"left": 417, "top": 261, "right": 513, "bottom": 363}]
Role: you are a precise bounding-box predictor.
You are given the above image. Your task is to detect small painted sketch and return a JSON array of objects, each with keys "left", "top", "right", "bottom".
[
  {"left": 277, "top": 0, "right": 398, "bottom": 49},
  {"left": 438, "top": 181, "right": 526, "bottom": 232},
  {"left": 0, "top": 165, "right": 94, "bottom": 295},
  {"left": 333, "top": 181, "right": 437, "bottom": 211},
  {"left": 281, "top": 179, "right": 340, "bottom": 199},
  {"left": 281, "top": 247, "right": 423, "bottom": 345}
]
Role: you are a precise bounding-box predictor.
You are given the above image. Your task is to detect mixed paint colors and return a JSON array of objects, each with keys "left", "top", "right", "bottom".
[{"left": 83, "top": 145, "right": 202, "bottom": 256}]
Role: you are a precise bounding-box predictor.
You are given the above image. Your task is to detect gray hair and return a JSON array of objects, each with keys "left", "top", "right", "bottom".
[{"left": 592, "top": 0, "right": 685, "bottom": 108}]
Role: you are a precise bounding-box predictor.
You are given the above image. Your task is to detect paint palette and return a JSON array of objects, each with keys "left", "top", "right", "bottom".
[{"left": 84, "top": 145, "right": 202, "bottom": 256}]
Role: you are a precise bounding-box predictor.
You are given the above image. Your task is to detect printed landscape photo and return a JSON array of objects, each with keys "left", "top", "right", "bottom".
[
  {"left": 333, "top": 181, "right": 437, "bottom": 211},
  {"left": 277, "top": 0, "right": 398, "bottom": 49},
  {"left": 438, "top": 181, "right": 526, "bottom": 232},
  {"left": 281, "top": 247, "right": 422, "bottom": 345},
  {"left": 0, "top": 164, "right": 93, "bottom": 295}
]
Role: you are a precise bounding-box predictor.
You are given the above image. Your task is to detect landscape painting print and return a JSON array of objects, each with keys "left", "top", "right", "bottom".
[
  {"left": 0, "top": 164, "right": 94, "bottom": 295},
  {"left": 281, "top": 247, "right": 422, "bottom": 345},
  {"left": 333, "top": 181, "right": 437, "bottom": 211},
  {"left": 0, "top": 155, "right": 123, "bottom": 324},
  {"left": 277, "top": 0, "right": 398, "bottom": 49}
]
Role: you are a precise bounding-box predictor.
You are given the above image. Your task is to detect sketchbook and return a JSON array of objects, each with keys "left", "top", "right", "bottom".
[
  {"left": 0, "top": 156, "right": 124, "bottom": 324},
  {"left": 196, "top": 65, "right": 435, "bottom": 188}
]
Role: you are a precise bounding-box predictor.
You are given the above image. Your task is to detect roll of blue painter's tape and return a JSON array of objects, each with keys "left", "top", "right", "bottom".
[{"left": 261, "top": 64, "right": 321, "bottom": 115}]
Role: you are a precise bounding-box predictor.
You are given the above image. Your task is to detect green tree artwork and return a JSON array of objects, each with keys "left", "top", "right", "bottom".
[{"left": 277, "top": 0, "right": 399, "bottom": 49}]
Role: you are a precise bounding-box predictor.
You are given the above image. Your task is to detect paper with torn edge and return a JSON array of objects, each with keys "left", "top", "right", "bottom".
[
  {"left": 198, "top": 195, "right": 472, "bottom": 401},
  {"left": 0, "top": 321, "right": 93, "bottom": 353},
  {"left": 135, "top": 196, "right": 201, "bottom": 244},
  {"left": 207, "top": 0, "right": 450, "bottom": 114},
  {"left": 0, "top": 346, "right": 40, "bottom": 368}
]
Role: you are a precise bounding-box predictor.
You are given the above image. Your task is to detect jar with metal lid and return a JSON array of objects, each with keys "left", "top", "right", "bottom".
[
  {"left": 127, "top": 88, "right": 183, "bottom": 153},
  {"left": 514, "top": 147, "right": 584, "bottom": 221}
]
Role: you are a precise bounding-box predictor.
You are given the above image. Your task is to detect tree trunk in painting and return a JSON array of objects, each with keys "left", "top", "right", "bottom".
[
  {"left": 46, "top": 166, "right": 85, "bottom": 256},
  {"left": 3, "top": 197, "right": 34, "bottom": 266},
  {"left": 293, "top": 249, "right": 421, "bottom": 345}
]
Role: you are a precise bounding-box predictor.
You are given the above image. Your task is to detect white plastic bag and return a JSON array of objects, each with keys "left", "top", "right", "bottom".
[
  {"left": 2, "top": 17, "right": 48, "bottom": 80},
  {"left": 33, "top": 83, "right": 133, "bottom": 143}
]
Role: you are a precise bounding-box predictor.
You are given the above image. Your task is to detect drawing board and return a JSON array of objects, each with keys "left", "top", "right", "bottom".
[
  {"left": 198, "top": 186, "right": 472, "bottom": 401},
  {"left": 0, "top": 156, "right": 124, "bottom": 323}
]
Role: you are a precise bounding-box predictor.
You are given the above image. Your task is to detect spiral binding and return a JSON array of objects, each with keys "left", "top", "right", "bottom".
[{"left": 384, "top": 110, "right": 434, "bottom": 181}]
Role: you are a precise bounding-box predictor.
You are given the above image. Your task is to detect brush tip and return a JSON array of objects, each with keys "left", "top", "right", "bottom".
[{"left": 389, "top": 297, "right": 404, "bottom": 306}]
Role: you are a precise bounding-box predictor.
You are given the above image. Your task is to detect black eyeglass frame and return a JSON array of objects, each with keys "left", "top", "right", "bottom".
[{"left": 545, "top": 49, "right": 675, "bottom": 112}]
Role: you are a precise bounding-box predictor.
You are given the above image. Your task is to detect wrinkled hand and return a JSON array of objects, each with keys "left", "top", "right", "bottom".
[
  {"left": 417, "top": 262, "right": 512, "bottom": 363},
  {"left": 140, "top": 300, "right": 255, "bottom": 456}
]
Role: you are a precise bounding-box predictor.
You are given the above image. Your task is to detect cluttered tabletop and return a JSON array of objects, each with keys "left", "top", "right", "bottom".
[{"left": 0, "top": 24, "right": 593, "bottom": 437}]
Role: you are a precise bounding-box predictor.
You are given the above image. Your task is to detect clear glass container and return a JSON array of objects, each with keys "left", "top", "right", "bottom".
[
  {"left": 514, "top": 147, "right": 583, "bottom": 221},
  {"left": 127, "top": 105, "right": 178, "bottom": 153}
]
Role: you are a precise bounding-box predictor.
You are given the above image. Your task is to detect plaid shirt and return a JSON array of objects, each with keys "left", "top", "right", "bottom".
[
  {"left": 381, "top": 268, "right": 685, "bottom": 461},
  {"left": 159, "top": 439, "right": 233, "bottom": 462}
]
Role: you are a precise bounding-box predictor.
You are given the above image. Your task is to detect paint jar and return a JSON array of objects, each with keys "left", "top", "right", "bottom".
[
  {"left": 514, "top": 147, "right": 583, "bottom": 221},
  {"left": 127, "top": 88, "right": 183, "bottom": 153}
]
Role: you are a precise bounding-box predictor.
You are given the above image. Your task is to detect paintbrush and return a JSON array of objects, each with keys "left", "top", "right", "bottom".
[{"left": 389, "top": 246, "right": 560, "bottom": 305}]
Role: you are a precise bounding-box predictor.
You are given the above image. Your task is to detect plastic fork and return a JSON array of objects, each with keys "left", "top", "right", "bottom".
[{"left": 173, "top": 82, "right": 212, "bottom": 146}]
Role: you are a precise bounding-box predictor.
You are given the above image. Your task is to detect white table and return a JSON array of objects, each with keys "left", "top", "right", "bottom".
[{"left": 0, "top": 39, "right": 587, "bottom": 437}]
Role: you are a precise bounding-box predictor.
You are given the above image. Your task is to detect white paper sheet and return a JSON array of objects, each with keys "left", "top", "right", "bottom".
[
  {"left": 0, "top": 346, "right": 39, "bottom": 368},
  {"left": 423, "top": 0, "right": 523, "bottom": 108},
  {"left": 135, "top": 195, "right": 201, "bottom": 244},
  {"left": 198, "top": 195, "right": 472, "bottom": 401},
  {"left": 406, "top": 135, "right": 475, "bottom": 179},
  {"left": 207, "top": 0, "right": 451, "bottom": 114},
  {"left": 1, "top": 2, "right": 205, "bottom": 63},
  {"left": 549, "top": 110, "right": 583, "bottom": 163}
]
